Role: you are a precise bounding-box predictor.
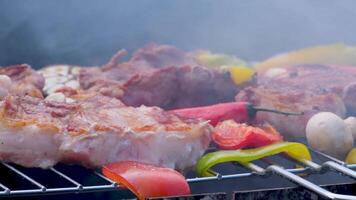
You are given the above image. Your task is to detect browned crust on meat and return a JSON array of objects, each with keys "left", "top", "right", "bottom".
[{"left": 0, "top": 64, "right": 45, "bottom": 98}]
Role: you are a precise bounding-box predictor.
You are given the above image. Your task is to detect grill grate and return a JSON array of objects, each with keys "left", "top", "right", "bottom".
[
  {"left": 0, "top": 148, "right": 355, "bottom": 199},
  {"left": 0, "top": 162, "right": 117, "bottom": 197}
]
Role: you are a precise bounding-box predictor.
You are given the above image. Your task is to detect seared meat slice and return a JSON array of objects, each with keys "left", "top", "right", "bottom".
[
  {"left": 62, "top": 92, "right": 211, "bottom": 169},
  {"left": 0, "top": 92, "right": 212, "bottom": 169},
  {"left": 0, "top": 64, "right": 45, "bottom": 99},
  {"left": 128, "top": 43, "right": 197, "bottom": 69},
  {"left": 236, "top": 64, "right": 356, "bottom": 138},
  {"left": 236, "top": 87, "right": 346, "bottom": 139},
  {"left": 79, "top": 44, "right": 240, "bottom": 109},
  {"left": 0, "top": 95, "right": 73, "bottom": 168}
]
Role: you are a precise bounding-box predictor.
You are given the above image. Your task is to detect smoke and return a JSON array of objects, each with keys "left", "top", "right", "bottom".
[{"left": 1, "top": 0, "right": 356, "bottom": 68}]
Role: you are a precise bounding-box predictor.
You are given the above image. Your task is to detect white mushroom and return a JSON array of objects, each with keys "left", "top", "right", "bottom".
[
  {"left": 306, "top": 112, "right": 353, "bottom": 159},
  {"left": 344, "top": 117, "right": 356, "bottom": 143}
]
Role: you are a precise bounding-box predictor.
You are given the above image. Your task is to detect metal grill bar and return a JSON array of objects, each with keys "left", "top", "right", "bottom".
[
  {"left": 0, "top": 183, "right": 9, "bottom": 194},
  {"left": 310, "top": 148, "right": 345, "bottom": 164},
  {"left": 1, "top": 162, "right": 46, "bottom": 191},
  {"left": 0, "top": 149, "right": 355, "bottom": 198},
  {"left": 93, "top": 171, "right": 117, "bottom": 186},
  {"left": 0, "top": 162, "right": 118, "bottom": 197},
  {"left": 202, "top": 150, "right": 356, "bottom": 199},
  {"left": 268, "top": 165, "right": 356, "bottom": 200},
  {"left": 188, "top": 167, "right": 316, "bottom": 184},
  {"left": 323, "top": 161, "right": 356, "bottom": 179},
  {"left": 49, "top": 167, "right": 83, "bottom": 189}
]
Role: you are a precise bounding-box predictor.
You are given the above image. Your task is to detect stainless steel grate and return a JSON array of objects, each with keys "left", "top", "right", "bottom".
[
  {"left": 187, "top": 148, "right": 356, "bottom": 199},
  {"left": 0, "top": 148, "right": 355, "bottom": 199},
  {"left": 0, "top": 162, "right": 117, "bottom": 197}
]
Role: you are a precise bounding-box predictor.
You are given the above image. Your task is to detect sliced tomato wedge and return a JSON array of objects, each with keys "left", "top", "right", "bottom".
[
  {"left": 102, "top": 161, "right": 191, "bottom": 200},
  {"left": 212, "top": 120, "right": 283, "bottom": 150}
]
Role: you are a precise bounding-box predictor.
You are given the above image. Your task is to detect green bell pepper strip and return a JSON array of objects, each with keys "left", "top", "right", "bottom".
[{"left": 196, "top": 142, "right": 311, "bottom": 177}]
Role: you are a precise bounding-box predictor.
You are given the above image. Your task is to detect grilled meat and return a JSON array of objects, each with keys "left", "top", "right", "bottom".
[
  {"left": 0, "top": 64, "right": 45, "bottom": 99},
  {"left": 236, "top": 64, "right": 356, "bottom": 138},
  {"left": 79, "top": 44, "right": 240, "bottom": 109},
  {"left": 0, "top": 95, "right": 69, "bottom": 168},
  {"left": 0, "top": 92, "right": 212, "bottom": 169},
  {"left": 38, "top": 65, "right": 81, "bottom": 96}
]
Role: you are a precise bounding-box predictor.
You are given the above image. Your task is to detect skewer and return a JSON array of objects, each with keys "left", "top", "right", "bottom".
[
  {"left": 267, "top": 165, "right": 356, "bottom": 200},
  {"left": 234, "top": 152, "right": 356, "bottom": 199}
]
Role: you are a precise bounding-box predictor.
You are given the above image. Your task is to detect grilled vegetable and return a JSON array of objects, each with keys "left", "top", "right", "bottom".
[
  {"left": 170, "top": 102, "right": 302, "bottom": 126},
  {"left": 229, "top": 66, "right": 255, "bottom": 85},
  {"left": 346, "top": 148, "right": 356, "bottom": 164},
  {"left": 344, "top": 117, "right": 356, "bottom": 143},
  {"left": 195, "top": 51, "right": 246, "bottom": 68},
  {"left": 255, "top": 43, "right": 356, "bottom": 73},
  {"left": 196, "top": 142, "right": 311, "bottom": 177},
  {"left": 212, "top": 120, "right": 282, "bottom": 150},
  {"left": 102, "top": 161, "right": 191, "bottom": 200},
  {"left": 195, "top": 51, "right": 255, "bottom": 85},
  {"left": 306, "top": 112, "right": 353, "bottom": 159}
]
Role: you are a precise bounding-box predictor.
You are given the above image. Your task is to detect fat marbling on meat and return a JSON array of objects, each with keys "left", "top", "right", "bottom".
[
  {"left": 79, "top": 44, "right": 241, "bottom": 109},
  {"left": 236, "top": 64, "right": 356, "bottom": 138},
  {"left": 0, "top": 64, "right": 45, "bottom": 99},
  {"left": 0, "top": 91, "right": 212, "bottom": 169}
]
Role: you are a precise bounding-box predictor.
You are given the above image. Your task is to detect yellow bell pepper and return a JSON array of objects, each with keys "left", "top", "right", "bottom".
[
  {"left": 255, "top": 43, "right": 356, "bottom": 73},
  {"left": 195, "top": 51, "right": 255, "bottom": 85},
  {"left": 196, "top": 51, "right": 246, "bottom": 68},
  {"left": 346, "top": 148, "right": 356, "bottom": 164},
  {"left": 229, "top": 66, "right": 255, "bottom": 85}
]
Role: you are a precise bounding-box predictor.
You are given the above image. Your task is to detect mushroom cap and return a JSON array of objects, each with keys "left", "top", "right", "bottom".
[
  {"left": 306, "top": 112, "right": 353, "bottom": 159},
  {"left": 344, "top": 116, "right": 356, "bottom": 142}
]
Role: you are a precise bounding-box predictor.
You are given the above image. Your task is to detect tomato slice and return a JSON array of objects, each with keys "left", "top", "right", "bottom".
[
  {"left": 102, "top": 161, "right": 191, "bottom": 200},
  {"left": 212, "top": 120, "right": 283, "bottom": 150}
]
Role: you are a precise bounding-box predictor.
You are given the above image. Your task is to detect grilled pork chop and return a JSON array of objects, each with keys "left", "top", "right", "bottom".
[
  {"left": 236, "top": 64, "right": 356, "bottom": 138},
  {"left": 0, "top": 92, "right": 212, "bottom": 169},
  {"left": 0, "top": 64, "right": 45, "bottom": 99},
  {"left": 79, "top": 44, "right": 240, "bottom": 109}
]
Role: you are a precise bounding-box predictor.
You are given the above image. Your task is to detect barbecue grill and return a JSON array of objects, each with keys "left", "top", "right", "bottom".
[
  {"left": 1, "top": 143, "right": 355, "bottom": 200},
  {"left": 1, "top": 1, "right": 356, "bottom": 200}
]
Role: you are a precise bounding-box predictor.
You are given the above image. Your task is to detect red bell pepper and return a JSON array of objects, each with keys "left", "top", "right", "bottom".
[
  {"left": 170, "top": 102, "right": 301, "bottom": 126},
  {"left": 212, "top": 120, "right": 283, "bottom": 150},
  {"left": 102, "top": 161, "right": 191, "bottom": 200}
]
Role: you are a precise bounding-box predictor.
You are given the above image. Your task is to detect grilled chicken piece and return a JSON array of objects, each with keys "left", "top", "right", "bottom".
[
  {"left": 79, "top": 44, "right": 240, "bottom": 109},
  {"left": 236, "top": 64, "right": 356, "bottom": 138},
  {"left": 0, "top": 93, "right": 212, "bottom": 169},
  {"left": 0, "top": 64, "right": 45, "bottom": 99}
]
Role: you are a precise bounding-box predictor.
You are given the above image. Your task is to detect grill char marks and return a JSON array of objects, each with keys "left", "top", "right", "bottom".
[
  {"left": 79, "top": 44, "right": 241, "bottom": 109},
  {"left": 0, "top": 92, "right": 212, "bottom": 169},
  {"left": 236, "top": 64, "right": 356, "bottom": 138}
]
